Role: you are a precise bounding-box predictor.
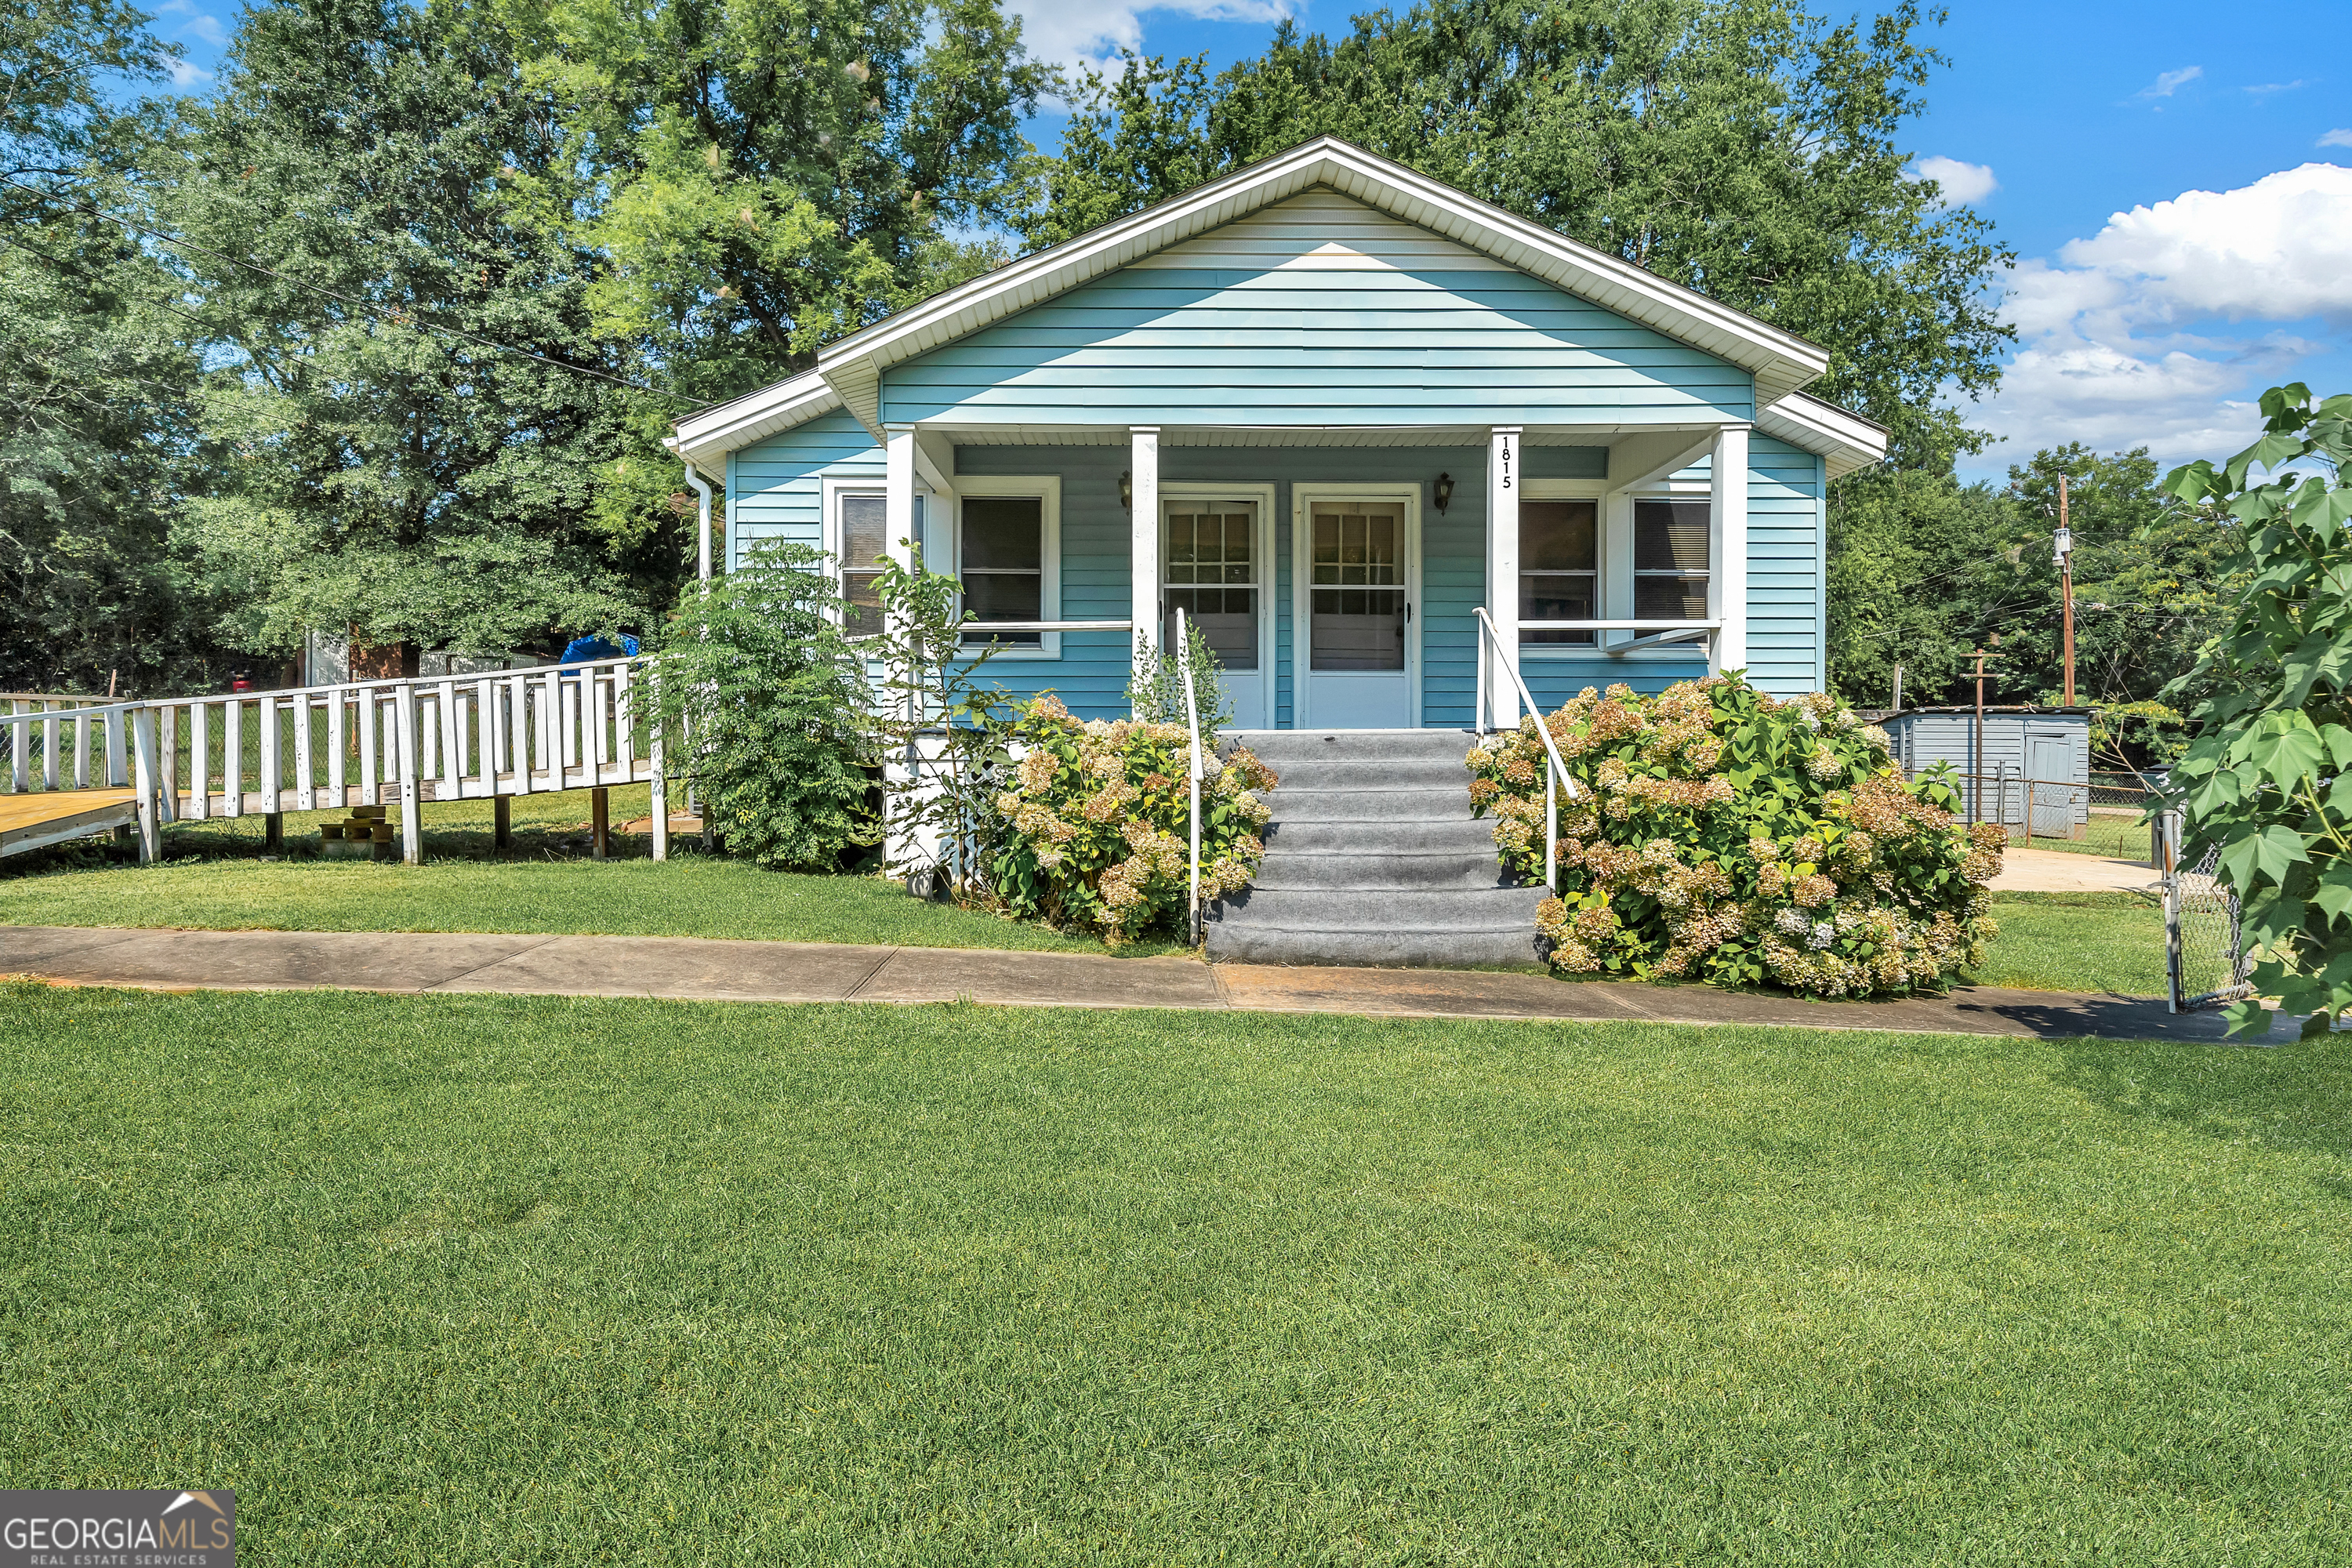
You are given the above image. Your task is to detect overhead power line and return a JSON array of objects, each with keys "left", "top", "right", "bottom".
[{"left": 1, "top": 176, "right": 710, "bottom": 408}]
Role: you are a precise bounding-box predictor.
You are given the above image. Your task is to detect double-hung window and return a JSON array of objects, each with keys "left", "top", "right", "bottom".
[
  {"left": 1520, "top": 499, "right": 1599, "bottom": 646},
  {"left": 1633, "top": 499, "right": 1711, "bottom": 621},
  {"left": 833, "top": 489, "right": 888, "bottom": 639},
  {"left": 959, "top": 494, "right": 1047, "bottom": 648}
]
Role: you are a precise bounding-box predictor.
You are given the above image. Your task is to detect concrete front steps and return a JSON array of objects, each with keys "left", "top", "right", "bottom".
[{"left": 1207, "top": 728, "right": 1547, "bottom": 968}]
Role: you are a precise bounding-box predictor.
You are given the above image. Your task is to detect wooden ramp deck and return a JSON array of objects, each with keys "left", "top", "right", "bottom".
[{"left": 0, "top": 788, "right": 140, "bottom": 858}]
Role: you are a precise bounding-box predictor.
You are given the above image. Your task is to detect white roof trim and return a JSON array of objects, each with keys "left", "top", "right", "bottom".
[
  {"left": 672, "top": 368, "right": 840, "bottom": 472},
  {"left": 1755, "top": 392, "right": 1888, "bottom": 481},
  {"left": 680, "top": 136, "right": 1839, "bottom": 458}
]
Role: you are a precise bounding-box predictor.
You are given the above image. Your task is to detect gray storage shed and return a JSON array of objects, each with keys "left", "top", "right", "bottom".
[{"left": 1876, "top": 706, "right": 2092, "bottom": 837}]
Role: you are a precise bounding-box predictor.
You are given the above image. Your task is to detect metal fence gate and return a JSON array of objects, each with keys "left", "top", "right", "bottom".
[{"left": 2155, "top": 810, "right": 2255, "bottom": 1013}]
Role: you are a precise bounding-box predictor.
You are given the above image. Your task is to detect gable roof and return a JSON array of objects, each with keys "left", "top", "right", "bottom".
[{"left": 674, "top": 136, "right": 1856, "bottom": 470}]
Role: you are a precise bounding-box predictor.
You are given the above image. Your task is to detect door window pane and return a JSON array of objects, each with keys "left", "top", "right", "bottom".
[
  {"left": 1309, "top": 503, "right": 1405, "bottom": 670},
  {"left": 961, "top": 495, "right": 1044, "bottom": 647},
  {"left": 1163, "top": 506, "right": 1258, "bottom": 670},
  {"left": 838, "top": 492, "right": 887, "bottom": 638},
  {"left": 1521, "top": 499, "right": 1597, "bottom": 646},
  {"left": 1633, "top": 499, "right": 1710, "bottom": 624}
]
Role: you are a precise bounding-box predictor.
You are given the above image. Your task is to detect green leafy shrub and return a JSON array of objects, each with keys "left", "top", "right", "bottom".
[
  {"left": 653, "top": 540, "right": 877, "bottom": 870},
  {"left": 987, "top": 695, "right": 1276, "bottom": 942},
  {"left": 2160, "top": 384, "right": 2352, "bottom": 1038},
  {"left": 1467, "top": 677, "right": 2003, "bottom": 996}
]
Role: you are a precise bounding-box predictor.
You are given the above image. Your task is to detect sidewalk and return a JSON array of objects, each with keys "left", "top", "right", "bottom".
[
  {"left": 1989, "top": 848, "right": 2161, "bottom": 894},
  {"left": 0, "top": 925, "right": 2292, "bottom": 1043}
]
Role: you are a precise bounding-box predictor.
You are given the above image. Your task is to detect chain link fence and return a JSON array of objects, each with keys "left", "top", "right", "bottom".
[
  {"left": 2154, "top": 810, "right": 2255, "bottom": 1013},
  {"left": 1934, "top": 769, "right": 2159, "bottom": 860}
]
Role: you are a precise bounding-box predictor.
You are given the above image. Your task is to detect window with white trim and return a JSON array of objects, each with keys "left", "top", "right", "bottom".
[
  {"left": 834, "top": 489, "right": 888, "bottom": 639},
  {"left": 959, "top": 494, "right": 1045, "bottom": 648},
  {"left": 1633, "top": 499, "right": 1711, "bottom": 620},
  {"left": 1520, "top": 499, "right": 1598, "bottom": 646}
]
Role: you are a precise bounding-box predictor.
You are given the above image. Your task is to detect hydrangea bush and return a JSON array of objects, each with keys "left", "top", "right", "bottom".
[
  {"left": 988, "top": 695, "right": 1277, "bottom": 941},
  {"left": 1467, "top": 677, "right": 2004, "bottom": 996}
]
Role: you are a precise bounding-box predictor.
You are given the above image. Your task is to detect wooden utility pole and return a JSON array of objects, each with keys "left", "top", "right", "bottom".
[
  {"left": 2056, "top": 475, "right": 2077, "bottom": 706},
  {"left": 1969, "top": 645, "right": 2001, "bottom": 825}
]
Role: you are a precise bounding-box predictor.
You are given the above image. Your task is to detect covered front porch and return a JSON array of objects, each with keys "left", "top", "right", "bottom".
[{"left": 867, "top": 420, "right": 1777, "bottom": 731}]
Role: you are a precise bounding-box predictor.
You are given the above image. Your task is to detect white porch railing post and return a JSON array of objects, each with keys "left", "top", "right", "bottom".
[
  {"left": 648, "top": 662, "right": 668, "bottom": 863},
  {"left": 294, "top": 694, "right": 316, "bottom": 811},
  {"left": 1709, "top": 423, "right": 1750, "bottom": 675},
  {"left": 1486, "top": 426, "right": 1522, "bottom": 731},
  {"left": 1131, "top": 426, "right": 1160, "bottom": 678},
  {"left": 131, "top": 708, "right": 162, "bottom": 864},
  {"left": 9, "top": 699, "right": 27, "bottom": 792},
  {"left": 395, "top": 681, "right": 423, "bottom": 864},
  {"left": 1176, "top": 608, "right": 1203, "bottom": 946},
  {"left": 189, "top": 701, "right": 211, "bottom": 819},
  {"left": 223, "top": 699, "right": 244, "bottom": 816},
  {"left": 103, "top": 705, "right": 129, "bottom": 787}
]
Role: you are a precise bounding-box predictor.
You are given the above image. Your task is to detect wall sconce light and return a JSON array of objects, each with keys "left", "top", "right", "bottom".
[
  {"left": 1432, "top": 473, "right": 1454, "bottom": 514},
  {"left": 1120, "top": 469, "right": 1133, "bottom": 512}
]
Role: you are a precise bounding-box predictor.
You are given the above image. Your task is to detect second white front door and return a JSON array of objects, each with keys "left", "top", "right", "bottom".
[
  {"left": 1297, "top": 489, "right": 1419, "bottom": 728},
  {"left": 1162, "top": 489, "right": 1273, "bottom": 729}
]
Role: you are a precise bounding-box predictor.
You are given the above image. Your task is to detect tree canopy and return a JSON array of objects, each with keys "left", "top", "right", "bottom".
[{"left": 1031, "top": 0, "right": 2013, "bottom": 471}]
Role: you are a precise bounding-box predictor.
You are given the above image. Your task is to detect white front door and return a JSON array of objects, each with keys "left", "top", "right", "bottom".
[
  {"left": 1162, "top": 492, "right": 1272, "bottom": 729},
  {"left": 1297, "top": 490, "right": 1419, "bottom": 728}
]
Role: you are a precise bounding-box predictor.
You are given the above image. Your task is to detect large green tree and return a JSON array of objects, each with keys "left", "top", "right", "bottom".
[
  {"left": 514, "top": 0, "right": 1049, "bottom": 399},
  {"left": 0, "top": 0, "right": 216, "bottom": 694},
  {"left": 1826, "top": 445, "right": 2236, "bottom": 718},
  {"left": 165, "top": 0, "right": 682, "bottom": 663},
  {"left": 1031, "top": 0, "right": 2011, "bottom": 470}
]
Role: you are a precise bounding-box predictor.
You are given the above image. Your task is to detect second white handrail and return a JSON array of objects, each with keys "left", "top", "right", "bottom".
[
  {"left": 1175, "top": 608, "right": 1206, "bottom": 946},
  {"left": 1473, "top": 607, "right": 1581, "bottom": 892}
]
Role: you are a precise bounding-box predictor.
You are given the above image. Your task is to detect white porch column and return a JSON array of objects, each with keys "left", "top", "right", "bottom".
[
  {"left": 883, "top": 424, "right": 924, "bottom": 882},
  {"left": 1485, "top": 426, "right": 1522, "bottom": 730},
  {"left": 1709, "top": 423, "right": 1750, "bottom": 676},
  {"left": 1130, "top": 426, "right": 1160, "bottom": 673}
]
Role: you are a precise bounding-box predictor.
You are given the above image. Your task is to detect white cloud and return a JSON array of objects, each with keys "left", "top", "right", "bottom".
[
  {"left": 2057, "top": 162, "right": 2352, "bottom": 323},
  {"left": 2321, "top": 129, "right": 2352, "bottom": 148},
  {"left": 2243, "top": 80, "right": 2303, "bottom": 97},
  {"left": 1906, "top": 155, "right": 1997, "bottom": 205},
  {"left": 1966, "top": 163, "right": 2352, "bottom": 471},
  {"left": 1009, "top": 0, "right": 1292, "bottom": 75},
  {"left": 165, "top": 56, "right": 212, "bottom": 86},
  {"left": 2135, "top": 65, "right": 2201, "bottom": 100}
]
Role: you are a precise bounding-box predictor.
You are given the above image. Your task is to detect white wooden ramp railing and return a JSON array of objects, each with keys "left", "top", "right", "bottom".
[{"left": 3, "top": 655, "right": 666, "bottom": 866}]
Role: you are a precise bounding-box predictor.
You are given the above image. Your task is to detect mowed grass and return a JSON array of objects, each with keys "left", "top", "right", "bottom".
[
  {"left": 2, "top": 985, "right": 2347, "bottom": 1562},
  {"left": 0, "top": 785, "right": 1182, "bottom": 957},
  {"left": 1969, "top": 892, "right": 2169, "bottom": 998}
]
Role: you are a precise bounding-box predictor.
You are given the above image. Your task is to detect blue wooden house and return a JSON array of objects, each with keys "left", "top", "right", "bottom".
[
  {"left": 670, "top": 138, "right": 1886, "bottom": 964},
  {"left": 671, "top": 137, "right": 1882, "bottom": 732}
]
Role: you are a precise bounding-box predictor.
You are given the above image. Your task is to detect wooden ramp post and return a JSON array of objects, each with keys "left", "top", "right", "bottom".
[
  {"left": 493, "top": 794, "right": 511, "bottom": 852},
  {"left": 590, "top": 787, "right": 610, "bottom": 859}
]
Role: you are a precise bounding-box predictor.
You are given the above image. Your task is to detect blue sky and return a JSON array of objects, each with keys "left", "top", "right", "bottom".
[{"left": 147, "top": 0, "right": 2350, "bottom": 481}]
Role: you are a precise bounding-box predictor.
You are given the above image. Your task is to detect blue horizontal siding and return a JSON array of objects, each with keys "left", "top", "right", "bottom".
[
  {"left": 880, "top": 261, "right": 1755, "bottom": 428},
  {"left": 1744, "top": 434, "right": 1821, "bottom": 700},
  {"left": 726, "top": 411, "right": 882, "bottom": 569}
]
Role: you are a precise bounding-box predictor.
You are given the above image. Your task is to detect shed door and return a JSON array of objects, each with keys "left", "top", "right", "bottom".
[{"left": 2026, "top": 728, "right": 2072, "bottom": 838}]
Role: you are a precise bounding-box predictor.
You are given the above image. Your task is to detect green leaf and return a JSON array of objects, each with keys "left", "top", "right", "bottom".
[
  {"left": 2312, "top": 864, "right": 2352, "bottom": 928},
  {"left": 2249, "top": 713, "right": 2330, "bottom": 788},
  {"left": 2218, "top": 825, "right": 2310, "bottom": 891}
]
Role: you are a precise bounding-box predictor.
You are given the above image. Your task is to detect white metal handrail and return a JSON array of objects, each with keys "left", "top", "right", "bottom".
[
  {"left": 1175, "top": 608, "right": 1207, "bottom": 946},
  {"left": 1473, "top": 606, "right": 1582, "bottom": 892},
  {"left": 5, "top": 655, "right": 669, "bottom": 866}
]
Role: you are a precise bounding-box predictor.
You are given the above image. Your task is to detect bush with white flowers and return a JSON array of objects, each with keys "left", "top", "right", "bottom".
[
  {"left": 1467, "top": 675, "right": 2005, "bottom": 996},
  {"left": 987, "top": 695, "right": 1278, "bottom": 942}
]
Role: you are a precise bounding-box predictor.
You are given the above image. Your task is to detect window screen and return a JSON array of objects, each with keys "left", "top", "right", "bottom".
[
  {"left": 1308, "top": 503, "right": 1406, "bottom": 671},
  {"left": 960, "top": 495, "right": 1044, "bottom": 647},
  {"left": 837, "top": 492, "right": 887, "bottom": 639},
  {"left": 1633, "top": 499, "right": 1711, "bottom": 621},
  {"left": 1163, "top": 506, "right": 1258, "bottom": 670},
  {"left": 1520, "top": 499, "right": 1597, "bottom": 645}
]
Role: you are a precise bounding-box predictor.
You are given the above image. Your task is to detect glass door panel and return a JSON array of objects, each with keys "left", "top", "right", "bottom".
[{"left": 1309, "top": 503, "right": 1406, "bottom": 670}]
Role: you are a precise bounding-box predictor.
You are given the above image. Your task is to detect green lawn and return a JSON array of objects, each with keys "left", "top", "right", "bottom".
[
  {"left": 0, "top": 785, "right": 1183, "bottom": 957},
  {"left": 1969, "top": 891, "right": 2169, "bottom": 998},
  {"left": 2, "top": 985, "right": 2345, "bottom": 1562}
]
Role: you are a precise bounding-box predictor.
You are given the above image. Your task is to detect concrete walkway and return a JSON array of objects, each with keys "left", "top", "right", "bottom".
[
  {"left": 1989, "top": 848, "right": 2162, "bottom": 895},
  {"left": 0, "top": 925, "right": 2292, "bottom": 1044}
]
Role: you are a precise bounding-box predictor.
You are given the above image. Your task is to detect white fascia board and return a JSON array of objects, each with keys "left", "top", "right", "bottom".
[
  {"left": 1755, "top": 392, "right": 1889, "bottom": 481},
  {"left": 670, "top": 368, "right": 842, "bottom": 470},
  {"left": 804, "top": 136, "right": 1831, "bottom": 435}
]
